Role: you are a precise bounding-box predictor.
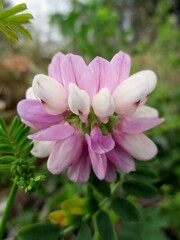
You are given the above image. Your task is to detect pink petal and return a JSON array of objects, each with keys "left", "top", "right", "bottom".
[
  {"left": 47, "top": 132, "right": 83, "bottom": 174},
  {"left": 85, "top": 133, "right": 108, "bottom": 180},
  {"left": 88, "top": 56, "right": 116, "bottom": 93},
  {"left": 106, "top": 145, "right": 135, "bottom": 173},
  {"left": 48, "top": 52, "right": 65, "bottom": 85},
  {"left": 17, "top": 99, "right": 63, "bottom": 130},
  {"left": 105, "top": 161, "right": 117, "bottom": 182},
  {"left": 112, "top": 70, "right": 157, "bottom": 116},
  {"left": 78, "top": 68, "right": 97, "bottom": 97},
  {"left": 114, "top": 133, "right": 158, "bottom": 160},
  {"left": 32, "top": 74, "right": 68, "bottom": 115},
  {"left": 28, "top": 123, "right": 75, "bottom": 141},
  {"left": 61, "top": 53, "right": 87, "bottom": 90},
  {"left": 89, "top": 148, "right": 107, "bottom": 180},
  {"left": 110, "top": 51, "right": 131, "bottom": 85},
  {"left": 86, "top": 126, "right": 115, "bottom": 154},
  {"left": 67, "top": 143, "right": 91, "bottom": 182},
  {"left": 120, "top": 117, "right": 164, "bottom": 134}
]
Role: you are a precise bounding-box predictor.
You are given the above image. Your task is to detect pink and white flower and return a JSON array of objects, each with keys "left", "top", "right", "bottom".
[{"left": 17, "top": 51, "right": 164, "bottom": 182}]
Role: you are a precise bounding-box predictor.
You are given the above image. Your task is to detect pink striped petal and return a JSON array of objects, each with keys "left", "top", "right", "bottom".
[
  {"left": 17, "top": 100, "right": 63, "bottom": 130},
  {"left": 61, "top": 54, "right": 87, "bottom": 90},
  {"left": 105, "top": 161, "right": 117, "bottom": 182},
  {"left": 86, "top": 126, "right": 115, "bottom": 154},
  {"left": 67, "top": 143, "right": 91, "bottom": 182},
  {"left": 48, "top": 52, "right": 65, "bottom": 85},
  {"left": 32, "top": 74, "right": 68, "bottom": 115},
  {"left": 28, "top": 123, "right": 75, "bottom": 141},
  {"left": 47, "top": 132, "right": 83, "bottom": 174},
  {"left": 120, "top": 117, "right": 164, "bottom": 134},
  {"left": 110, "top": 51, "right": 131, "bottom": 85},
  {"left": 114, "top": 133, "right": 158, "bottom": 160},
  {"left": 112, "top": 70, "right": 157, "bottom": 116},
  {"left": 88, "top": 56, "right": 116, "bottom": 93},
  {"left": 106, "top": 145, "right": 135, "bottom": 173},
  {"left": 89, "top": 148, "right": 107, "bottom": 180},
  {"left": 78, "top": 69, "right": 97, "bottom": 97}
]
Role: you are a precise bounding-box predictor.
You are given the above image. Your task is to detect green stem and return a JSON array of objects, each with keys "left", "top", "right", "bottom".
[{"left": 0, "top": 181, "right": 18, "bottom": 240}]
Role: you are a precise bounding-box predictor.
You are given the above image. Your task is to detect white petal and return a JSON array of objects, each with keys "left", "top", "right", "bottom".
[
  {"left": 25, "top": 87, "right": 36, "bottom": 100},
  {"left": 92, "top": 88, "right": 115, "bottom": 118},
  {"left": 31, "top": 141, "right": 54, "bottom": 158},
  {"left": 112, "top": 70, "right": 157, "bottom": 116},
  {"left": 68, "top": 83, "right": 90, "bottom": 122},
  {"left": 32, "top": 74, "right": 68, "bottom": 115},
  {"left": 130, "top": 105, "right": 159, "bottom": 118}
]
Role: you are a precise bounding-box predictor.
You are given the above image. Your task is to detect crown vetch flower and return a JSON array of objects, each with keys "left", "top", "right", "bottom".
[{"left": 17, "top": 51, "right": 164, "bottom": 182}]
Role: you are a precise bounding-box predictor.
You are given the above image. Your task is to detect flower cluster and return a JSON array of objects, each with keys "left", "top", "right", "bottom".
[{"left": 17, "top": 51, "right": 164, "bottom": 182}]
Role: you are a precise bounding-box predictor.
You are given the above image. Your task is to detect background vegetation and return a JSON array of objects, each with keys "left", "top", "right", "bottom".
[{"left": 0, "top": 0, "right": 179, "bottom": 239}]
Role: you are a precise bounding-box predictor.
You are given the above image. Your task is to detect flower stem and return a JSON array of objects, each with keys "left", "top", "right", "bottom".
[{"left": 0, "top": 181, "right": 18, "bottom": 240}]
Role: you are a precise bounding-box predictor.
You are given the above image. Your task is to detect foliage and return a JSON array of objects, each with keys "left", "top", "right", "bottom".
[
  {"left": 0, "top": 116, "right": 45, "bottom": 192},
  {"left": 0, "top": 0, "right": 180, "bottom": 239},
  {"left": 0, "top": 2, "right": 33, "bottom": 44}
]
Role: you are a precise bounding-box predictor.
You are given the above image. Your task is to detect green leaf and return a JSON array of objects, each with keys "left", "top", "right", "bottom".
[
  {"left": 5, "top": 13, "right": 33, "bottom": 23},
  {"left": 96, "top": 211, "right": 117, "bottom": 240},
  {"left": 0, "top": 144, "right": 13, "bottom": 154},
  {"left": 0, "top": 21, "right": 18, "bottom": 44},
  {"left": 16, "top": 222, "right": 60, "bottom": 240},
  {"left": 0, "top": 3, "right": 27, "bottom": 19},
  {"left": 8, "top": 22, "right": 32, "bottom": 40},
  {"left": 130, "top": 168, "right": 159, "bottom": 182},
  {"left": 19, "top": 142, "right": 33, "bottom": 156},
  {"left": 13, "top": 124, "right": 28, "bottom": 142},
  {"left": 90, "top": 176, "right": 111, "bottom": 197},
  {"left": 0, "top": 155, "right": 16, "bottom": 162},
  {"left": 0, "top": 117, "right": 7, "bottom": 134},
  {"left": 8, "top": 116, "right": 21, "bottom": 136},
  {"left": 77, "top": 223, "right": 92, "bottom": 240},
  {"left": 0, "top": 163, "right": 11, "bottom": 170},
  {"left": 123, "top": 180, "right": 158, "bottom": 199},
  {"left": 13, "top": 125, "right": 30, "bottom": 144},
  {"left": 111, "top": 197, "right": 140, "bottom": 222}
]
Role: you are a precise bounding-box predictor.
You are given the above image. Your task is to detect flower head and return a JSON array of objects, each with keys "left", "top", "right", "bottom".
[{"left": 17, "top": 51, "right": 164, "bottom": 182}]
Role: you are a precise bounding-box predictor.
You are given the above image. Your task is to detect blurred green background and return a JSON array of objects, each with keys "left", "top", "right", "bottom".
[{"left": 0, "top": 0, "right": 180, "bottom": 239}]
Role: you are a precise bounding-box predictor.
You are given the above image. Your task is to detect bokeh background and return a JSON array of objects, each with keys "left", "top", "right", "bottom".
[{"left": 0, "top": 0, "right": 180, "bottom": 239}]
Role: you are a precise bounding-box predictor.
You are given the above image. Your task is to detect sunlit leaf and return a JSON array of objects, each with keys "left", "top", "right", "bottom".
[
  {"left": 0, "top": 3, "right": 27, "bottom": 19},
  {"left": 61, "top": 197, "right": 90, "bottom": 215},
  {"left": 5, "top": 13, "right": 33, "bottom": 23},
  {"left": 8, "top": 23, "right": 32, "bottom": 40},
  {"left": 48, "top": 209, "right": 81, "bottom": 227}
]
